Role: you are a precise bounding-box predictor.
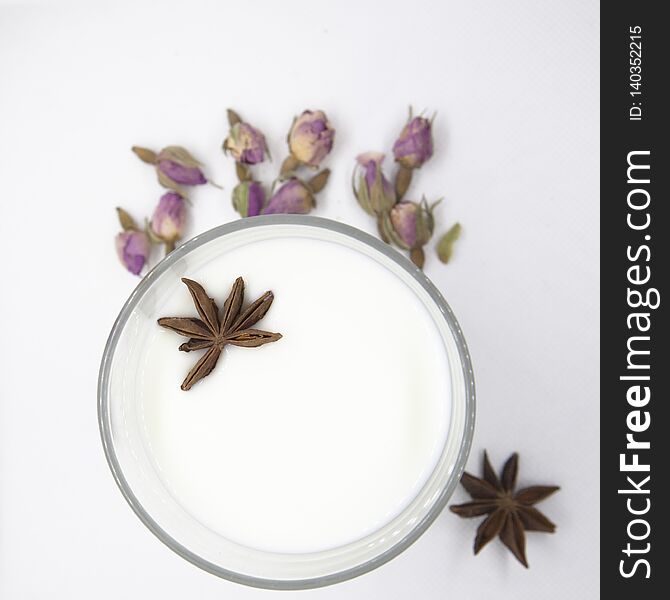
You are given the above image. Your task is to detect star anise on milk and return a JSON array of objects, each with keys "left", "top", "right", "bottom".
[
  {"left": 158, "top": 277, "right": 281, "bottom": 391},
  {"left": 449, "top": 451, "right": 559, "bottom": 567}
]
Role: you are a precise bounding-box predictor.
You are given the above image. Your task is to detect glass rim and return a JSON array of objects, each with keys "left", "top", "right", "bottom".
[{"left": 98, "top": 215, "right": 476, "bottom": 590}]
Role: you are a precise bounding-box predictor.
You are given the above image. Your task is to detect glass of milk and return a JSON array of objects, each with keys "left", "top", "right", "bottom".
[{"left": 98, "top": 215, "right": 475, "bottom": 589}]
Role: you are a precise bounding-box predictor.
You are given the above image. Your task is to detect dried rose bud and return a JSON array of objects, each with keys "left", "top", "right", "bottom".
[
  {"left": 133, "top": 146, "right": 208, "bottom": 192},
  {"left": 393, "top": 115, "right": 434, "bottom": 170},
  {"left": 232, "top": 180, "right": 266, "bottom": 217},
  {"left": 382, "top": 198, "right": 439, "bottom": 268},
  {"left": 262, "top": 179, "right": 314, "bottom": 215},
  {"left": 115, "top": 230, "right": 151, "bottom": 276},
  {"left": 157, "top": 146, "right": 207, "bottom": 186},
  {"left": 385, "top": 199, "right": 436, "bottom": 249},
  {"left": 288, "top": 110, "right": 335, "bottom": 168},
  {"left": 224, "top": 121, "right": 269, "bottom": 165},
  {"left": 354, "top": 152, "right": 396, "bottom": 216},
  {"left": 150, "top": 191, "right": 186, "bottom": 243}
]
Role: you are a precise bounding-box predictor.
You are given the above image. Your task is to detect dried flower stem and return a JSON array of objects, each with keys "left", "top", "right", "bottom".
[
  {"left": 236, "top": 162, "right": 251, "bottom": 182},
  {"left": 280, "top": 155, "right": 301, "bottom": 177},
  {"left": 395, "top": 165, "right": 413, "bottom": 200},
  {"left": 410, "top": 247, "right": 425, "bottom": 269}
]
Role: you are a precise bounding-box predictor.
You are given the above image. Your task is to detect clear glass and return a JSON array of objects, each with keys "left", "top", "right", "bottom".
[{"left": 98, "top": 215, "right": 475, "bottom": 589}]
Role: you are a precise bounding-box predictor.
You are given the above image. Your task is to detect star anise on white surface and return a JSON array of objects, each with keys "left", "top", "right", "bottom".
[
  {"left": 449, "top": 451, "right": 559, "bottom": 567},
  {"left": 158, "top": 277, "right": 281, "bottom": 390}
]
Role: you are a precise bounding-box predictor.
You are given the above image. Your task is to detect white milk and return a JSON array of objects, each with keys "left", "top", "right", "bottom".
[{"left": 137, "top": 235, "right": 451, "bottom": 553}]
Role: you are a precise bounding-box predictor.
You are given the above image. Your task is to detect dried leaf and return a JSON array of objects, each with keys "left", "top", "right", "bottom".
[{"left": 436, "top": 223, "right": 462, "bottom": 264}]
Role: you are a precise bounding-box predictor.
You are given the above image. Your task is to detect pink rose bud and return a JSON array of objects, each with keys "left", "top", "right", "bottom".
[
  {"left": 150, "top": 192, "right": 186, "bottom": 243},
  {"left": 224, "top": 122, "right": 269, "bottom": 165},
  {"left": 262, "top": 179, "right": 314, "bottom": 215},
  {"left": 354, "top": 152, "right": 396, "bottom": 216},
  {"left": 156, "top": 146, "right": 207, "bottom": 190},
  {"left": 132, "top": 145, "right": 211, "bottom": 192},
  {"left": 288, "top": 110, "right": 335, "bottom": 167},
  {"left": 384, "top": 199, "right": 436, "bottom": 250},
  {"left": 232, "top": 181, "right": 266, "bottom": 217},
  {"left": 393, "top": 116, "right": 434, "bottom": 169},
  {"left": 115, "top": 230, "right": 151, "bottom": 276},
  {"left": 157, "top": 159, "right": 206, "bottom": 186}
]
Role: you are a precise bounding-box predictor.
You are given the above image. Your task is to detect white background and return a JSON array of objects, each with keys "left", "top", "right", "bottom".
[{"left": 0, "top": 1, "right": 599, "bottom": 598}]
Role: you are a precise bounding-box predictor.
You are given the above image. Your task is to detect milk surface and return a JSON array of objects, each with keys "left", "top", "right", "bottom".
[{"left": 138, "top": 235, "right": 451, "bottom": 553}]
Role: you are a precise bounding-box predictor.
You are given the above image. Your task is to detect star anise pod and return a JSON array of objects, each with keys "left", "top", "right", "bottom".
[
  {"left": 449, "top": 451, "right": 559, "bottom": 568},
  {"left": 158, "top": 277, "right": 282, "bottom": 391}
]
